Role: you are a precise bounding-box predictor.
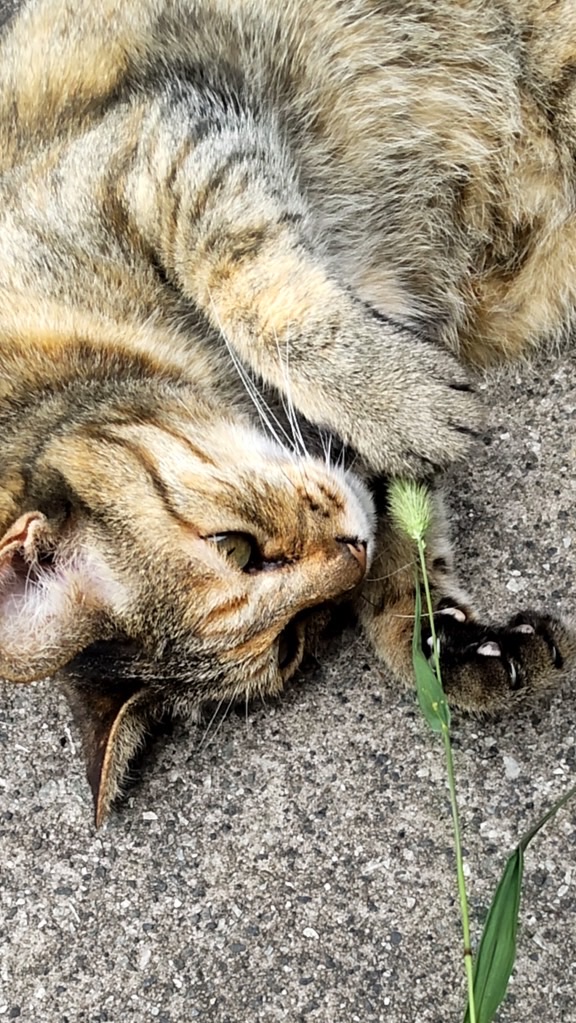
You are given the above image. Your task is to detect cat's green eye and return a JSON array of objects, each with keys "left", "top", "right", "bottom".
[{"left": 207, "top": 532, "right": 258, "bottom": 570}]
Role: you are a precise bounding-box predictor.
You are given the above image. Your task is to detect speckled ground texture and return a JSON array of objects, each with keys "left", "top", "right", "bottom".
[{"left": 2, "top": 350, "right": 575, "bottom": 1023}]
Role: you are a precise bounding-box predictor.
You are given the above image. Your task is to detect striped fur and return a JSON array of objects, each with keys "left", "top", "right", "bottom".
[{"left": 1, "top": 0, "right": 575, "bottom": 820}]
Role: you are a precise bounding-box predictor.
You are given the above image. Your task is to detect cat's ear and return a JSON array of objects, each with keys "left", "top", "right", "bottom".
[
  {"left": 0, "top": 511, "right": 150, "bottom": 825},
  {"left": 0, "top": 510, "right": 122, "bottom": 683},
  {"left": 63, "top": 663, "right": 150, "bottom": 827}
]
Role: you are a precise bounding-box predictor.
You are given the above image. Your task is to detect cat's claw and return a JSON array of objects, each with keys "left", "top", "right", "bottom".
[
  {"left": 476, "top": 641, "right": 501, "bottom": 657},
  {"left": 438, "top": 606, "right": 467, "bottom": 622},
  {"left": 421, "top": 607, "right": 572, "bottom": 710}
]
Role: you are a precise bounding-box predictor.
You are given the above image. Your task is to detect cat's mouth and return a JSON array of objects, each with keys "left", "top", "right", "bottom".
[
  {"left": 277, "top": 618, "right": 305, "bottom": 679},
  {"left": 277, "top": 603, "right": 336, "bottom": 680}
]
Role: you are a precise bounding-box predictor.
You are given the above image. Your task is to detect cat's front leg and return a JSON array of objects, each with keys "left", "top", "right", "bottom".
[
  {"left": 125, "top": 106, "right": 479, "bottom": 478},
  {"left": 203, "top": 268, "right": 480, "bottom": 480},
  {"left": 360, "top": 488, "right": 572, "bottom": 712}
]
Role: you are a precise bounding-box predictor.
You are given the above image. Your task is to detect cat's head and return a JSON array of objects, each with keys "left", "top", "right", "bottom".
[{"left": 1, "top": 389, "right": 375, "bottom": 822}]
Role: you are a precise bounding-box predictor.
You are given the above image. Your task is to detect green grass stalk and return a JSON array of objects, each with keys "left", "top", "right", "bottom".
[
  {"left": 390, "top": 479, "right": 576, "bottom": 1023},
  {"left": 416, "top": 537, "right": 477, "bottom": 1023}
]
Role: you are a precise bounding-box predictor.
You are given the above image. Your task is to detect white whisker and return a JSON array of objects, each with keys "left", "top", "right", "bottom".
[
  {"left": 204, "top": 694, "right": 236, "bottom": 751},
  {"left": 275, "top": 327, "right": 308, "bottom": 457},
  {"left": 199, "top": 694, "right": 227, "bottom": 751},
  {"left": 390, "top": 611, "right": 433, "bottom": 620},
  {"left": 365, "top": 559, "right": 416, "bottom": 583},
  {"left": 207, "top": 290, "right": 295, "bottom": 451},
  {"left": 337, "top": 439, "right": 348, "bottom": 472},
  {"left": 323, "top": 430, "right": 333, "bottom": 469}
]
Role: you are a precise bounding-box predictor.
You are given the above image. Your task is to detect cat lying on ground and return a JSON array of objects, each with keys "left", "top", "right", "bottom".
[{"left": 1, "top": 0, "right": 574, "bottom": 823}]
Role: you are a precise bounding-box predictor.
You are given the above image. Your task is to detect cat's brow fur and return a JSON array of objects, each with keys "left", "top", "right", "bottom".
[{"left": 1, "top": 0, "right": 575, "bottom": 822}]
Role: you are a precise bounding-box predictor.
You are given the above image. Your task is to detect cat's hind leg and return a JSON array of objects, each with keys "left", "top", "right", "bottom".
[{"left": 420, "top": 607, "right": 573, "bottom": 712}]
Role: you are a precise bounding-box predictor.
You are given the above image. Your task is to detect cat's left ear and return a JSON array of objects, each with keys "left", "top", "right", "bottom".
[
  {"left": 0, "top": 510, "right": 121, "bottom": 683},
  {"left": 62, "top": 656, "right": 151, "bottom": 827}
]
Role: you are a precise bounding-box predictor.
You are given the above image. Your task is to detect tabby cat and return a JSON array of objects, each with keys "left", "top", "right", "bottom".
[{"left": 1, "top": 0, "right": 574, "bottom": 824}]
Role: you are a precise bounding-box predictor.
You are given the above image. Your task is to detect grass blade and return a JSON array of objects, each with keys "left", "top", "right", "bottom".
[
  {"left": 464, "top": 779, "right": 576, "bottom": 1023},
  {"left": 463, "top": 848, "right": 523, "bottom": 1023},
  {"left": 518, "top": 779, "right": 576, "bottom": 853}
]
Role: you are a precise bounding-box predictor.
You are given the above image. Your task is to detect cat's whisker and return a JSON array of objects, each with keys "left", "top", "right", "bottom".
[
  {"left": 319, "top": 429, "right": 327, "bottom": 464},
  {"left": 207, "top": 292, "right": 295, "bottom": 452},
  {"left": 317, "top": 427, "right": 328, "bottom": 466},
  {"left": 273, "top": 330, "right": 297, "bottom": 450},
  {"left": 390, "top": 612, "right": 433, "bottom": 620},
  {"left": 324, "top": 431, "right": 334, "bottom": 469},
  {"left": 198, "top": 694, "right": 227, "bottom": 751},
  {"left": 365, "top": 559, "right": 416, "bottom": 583},
  {"left": 337, "top": 439, "right": 348, "bottom": 473},
  {"left": 274, "top": 329, "right": 315, "bottom": 497},
  {"left": 356, "top": 593, "right": 432, "bottom": 620},
  {"left": 224, "top": 336, "right": 291, "bottom": 448},
  {"left": 277, "top": 327, "right": 309, "bottom": 458},
  {"left": 207, "top": 296, "right": 339, "bottom": 511},
  {"left": 200, "top": 693, "right": 237, "bottom": 754}
]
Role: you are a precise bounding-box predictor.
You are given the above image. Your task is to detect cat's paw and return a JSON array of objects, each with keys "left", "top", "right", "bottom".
[
  {"left": 423, "top": 605, "right": 572, "bottom": 712},
  {"left": 337, "top": 331, "right": 482, "bottom": 478}
]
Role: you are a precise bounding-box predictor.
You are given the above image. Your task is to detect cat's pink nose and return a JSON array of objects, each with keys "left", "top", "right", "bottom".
[{"left": 339, "top": 537, "right": 367, "bottom": 575}]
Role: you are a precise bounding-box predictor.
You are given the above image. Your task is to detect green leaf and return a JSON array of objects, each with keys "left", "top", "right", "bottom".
[
  {"left": 518, "top": 779, "right": 576, "bottom": 853},
  {"left": 412, "top": 584, "right": 451, "bottom": 733},
  {"left": 464, "top": 779, "right": 576, "bottom": 1023},
  {"left": 464, "top": 848, "right": 523, "bottom": 1023}
]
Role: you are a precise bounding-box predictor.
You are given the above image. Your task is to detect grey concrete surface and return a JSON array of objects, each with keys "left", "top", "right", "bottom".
[{"left": 2, "top": 352, "right": 576, "bottom": 1023}]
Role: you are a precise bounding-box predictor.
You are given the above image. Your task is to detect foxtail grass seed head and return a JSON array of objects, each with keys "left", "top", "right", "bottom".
[{"left": 388, "top": 480, "right": 432, "bottom": 542}]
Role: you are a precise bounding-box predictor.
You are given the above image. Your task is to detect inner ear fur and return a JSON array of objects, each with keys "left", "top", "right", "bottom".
[
  {"left": 0, "top": 509, "right": 114, "bottom": 682},
  {"left": 0, "top": 509, "right": 56, "bottom": 566}
]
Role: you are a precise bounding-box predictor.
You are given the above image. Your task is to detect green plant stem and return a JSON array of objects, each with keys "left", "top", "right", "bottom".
[
  {"left": 442, "top": 725, "right": 477, "bottom": 1023},
  {"left": 417, "top": 541, "right": 441, "bottom": 684},
  {"left": 417, "top": 538, "right": 477, "bottom": 1023}
]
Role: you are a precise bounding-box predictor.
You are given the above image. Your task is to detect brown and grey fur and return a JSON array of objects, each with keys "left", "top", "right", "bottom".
[{"left": 0, "top": 0, "right": 574, "bottom": 824}]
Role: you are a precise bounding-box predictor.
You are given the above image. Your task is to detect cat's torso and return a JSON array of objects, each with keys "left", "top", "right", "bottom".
[{"left": 1, "top": 1, "right": 575, "bottom": 363}]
